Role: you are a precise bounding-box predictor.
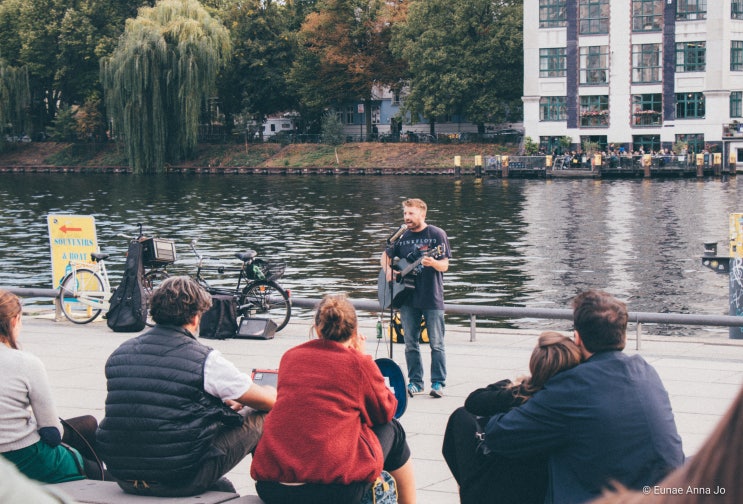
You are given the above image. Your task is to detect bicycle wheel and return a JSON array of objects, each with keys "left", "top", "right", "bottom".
[
  {"left": 240, "top": 280, "right": 291, "bottom": 332},
  {"left": 143, "top": 270, "right": 170, "bottom": 326},
  {"left": 59, "top": 268, "right": 106, "bottom": 324}
]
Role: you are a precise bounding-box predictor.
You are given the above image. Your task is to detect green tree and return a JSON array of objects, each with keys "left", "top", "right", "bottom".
[
  {"left": 101, "top": 0, "right": 231, "bottom": 174},
  {"left": 320, "top": 110, "right": 344, "bottom": 145},
  {"left": 0, "top": 0, "right": 152, "bottom": 135},
  {"left": 0, "top": 59, "right": 30, "bottom": 148},
  {"left": 391, "top": 0, "right": 523, "bottom": 134},
  {"left": 217, "top": 0, "right": 297, "bottom": 139},
  {"left": 291, "top": 0, "right": 406, "bottom": 139}
]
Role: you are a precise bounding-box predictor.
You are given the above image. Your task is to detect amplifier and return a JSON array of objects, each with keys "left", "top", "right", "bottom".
[{"left": 236, "top": 318, "right": 277, "bottom": 339}]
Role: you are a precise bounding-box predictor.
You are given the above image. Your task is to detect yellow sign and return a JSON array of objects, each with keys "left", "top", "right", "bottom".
[
  {"left": 713, "top": 153, "right": 722, "bottom": 165},
  {"left": 474, "top": 155, "right": 483, "bottom": 167},
  {"left": 731, "top": 213, "right": 743, "bottom": 258},
  {"left": 47, "top": 215, "right": 98, "bottom": 287},
  {"left": 454, "top": 156, "right": 461, "bottom": 167}
]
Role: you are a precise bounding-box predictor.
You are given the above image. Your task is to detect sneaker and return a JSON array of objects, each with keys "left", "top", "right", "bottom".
[
  {"left": 407, "top": 383, "right": 424, "bottom": 397},
  {"left": 430, "top": 382, "right": 444, "bottom": 398}
]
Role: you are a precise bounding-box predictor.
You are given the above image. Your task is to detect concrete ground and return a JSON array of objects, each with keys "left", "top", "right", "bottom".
[{"left": 20, "top": 313, "right": 743, "bottom": 503}]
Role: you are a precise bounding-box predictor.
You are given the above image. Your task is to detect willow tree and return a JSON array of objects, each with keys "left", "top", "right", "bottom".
[
  {"left": 0, "top": 60, "right": 30, "bottom": 148},
  {"left": 101, "top": 0, "right": 231, "bottom": 174}
]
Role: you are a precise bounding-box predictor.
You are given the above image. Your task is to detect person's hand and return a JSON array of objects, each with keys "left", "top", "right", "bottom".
[
  {"left": 350, "top": 331, "right": 367, "bottom": 354},
  {"left": 225, "top": 399, "right": 243, "bottom": 412}
]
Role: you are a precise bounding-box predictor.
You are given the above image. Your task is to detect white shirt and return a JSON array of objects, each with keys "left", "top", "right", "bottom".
[{"left": 203, "top": 349, "right": 253, "bottom": 401}]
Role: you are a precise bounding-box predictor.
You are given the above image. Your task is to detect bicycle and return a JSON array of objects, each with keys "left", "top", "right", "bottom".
[
  {"left": 58, "top": 225, "right": 175, "bottom": 325},
  {"left": 189, "top": 239, "right": 291, "bottom": 332}
]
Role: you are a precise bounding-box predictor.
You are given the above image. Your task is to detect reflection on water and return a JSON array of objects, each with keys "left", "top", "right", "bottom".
[{"left": 0, "top": 174, "right": 738, "bottom": 336}]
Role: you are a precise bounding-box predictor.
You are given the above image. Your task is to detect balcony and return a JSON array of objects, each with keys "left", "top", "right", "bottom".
[
  {"left": 580, "top": 111, "right": 609, "bottom": 128},
  {"left": 722, "top": 122, "right": 743, "bottom": 138},
  {"left": 633, "top": 111, "right": 662, "bottom": 127}
]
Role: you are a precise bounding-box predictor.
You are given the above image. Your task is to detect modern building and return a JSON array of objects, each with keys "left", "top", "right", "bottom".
[{"left": 523, "top": 0, "right": 743, "bottom": 164}]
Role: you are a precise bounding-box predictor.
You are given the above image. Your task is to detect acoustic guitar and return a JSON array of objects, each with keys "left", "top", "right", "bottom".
[{"left": 377, "top": 245, "right": 445, "bottom": 310}]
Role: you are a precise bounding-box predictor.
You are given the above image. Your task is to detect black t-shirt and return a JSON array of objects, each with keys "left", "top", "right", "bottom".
[{"left": 386, "top": 225, "right": 451, "bottom": 310}]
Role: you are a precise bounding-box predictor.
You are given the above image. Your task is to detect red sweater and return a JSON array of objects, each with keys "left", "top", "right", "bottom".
[{"left": 250, "top": 339, "right": 397, "bottom": 484}]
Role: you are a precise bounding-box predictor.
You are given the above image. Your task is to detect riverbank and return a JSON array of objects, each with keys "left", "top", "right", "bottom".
[{"left": 0, "top": 141, "right": 518, "bottom": 172}]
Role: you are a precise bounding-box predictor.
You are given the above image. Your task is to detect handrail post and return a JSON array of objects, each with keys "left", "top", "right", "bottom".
[
  {"left": 469, "top": 314, "right": 476, "bottom": 342},
  {"left": 635, "top": 321, "right": 642, "bottom": 351}
]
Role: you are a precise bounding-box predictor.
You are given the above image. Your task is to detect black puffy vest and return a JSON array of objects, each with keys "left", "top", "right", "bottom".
[{"left": 96, "top": 325, "right": 242, "bottom": 482}]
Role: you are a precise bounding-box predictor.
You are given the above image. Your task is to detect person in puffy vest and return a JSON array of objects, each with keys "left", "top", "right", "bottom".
[{"left": 96, "top": 276, "right": 276, "bottom": 497}]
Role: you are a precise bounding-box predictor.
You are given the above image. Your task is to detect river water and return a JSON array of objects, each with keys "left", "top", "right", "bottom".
[{"left": 1, "top": 173, "right": 739, "bottom": 336}]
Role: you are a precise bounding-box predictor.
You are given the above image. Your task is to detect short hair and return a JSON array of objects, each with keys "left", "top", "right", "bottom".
[
  {"left": 572, "top": 290, "right": 627, "bottom": 353},
  {"left": 0, "top": 289, "right": 22, "bottom": 349},
  {"left": 314, "top": 294, "right": 357, "bottom": 343},
  {"left": 149, "top": 276, "right": 212, "bottom": 327},
  {"left": 402, "top": 198, "right": 427, "bottom": 213}
]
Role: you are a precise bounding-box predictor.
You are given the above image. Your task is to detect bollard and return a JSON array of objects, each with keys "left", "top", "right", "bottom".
[
  {"left": 474, "top": 155, "right": 482, "bottom": 179},
  {"left": 729, "top": 214, "right": 743, "bottom": 339}
]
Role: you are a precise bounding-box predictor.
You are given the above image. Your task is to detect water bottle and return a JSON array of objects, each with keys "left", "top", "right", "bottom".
[{"left": 376, "top": 318, "right": 383, "bottom": 339}]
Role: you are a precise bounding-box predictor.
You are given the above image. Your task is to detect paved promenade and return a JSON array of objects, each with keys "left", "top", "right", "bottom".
[{"left": 21, "top": 313, "right": 743, "bottom": 503}]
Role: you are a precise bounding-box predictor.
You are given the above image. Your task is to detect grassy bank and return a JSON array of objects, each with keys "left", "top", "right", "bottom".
[{"left": 0, "top": 141, "right": 520, "bottom": 170}]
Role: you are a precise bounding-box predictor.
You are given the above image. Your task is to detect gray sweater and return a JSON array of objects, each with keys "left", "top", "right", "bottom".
[{"left": 0, "top": 345, "right": 63, "bottom": 452}]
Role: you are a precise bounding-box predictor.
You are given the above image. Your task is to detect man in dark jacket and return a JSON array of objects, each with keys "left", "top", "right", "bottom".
[
  {"left": 484, "top": 290, "right": 684, "bottom": 504},
  {"left": 97, "top": 276, "right": 276, "bottom": 497}
]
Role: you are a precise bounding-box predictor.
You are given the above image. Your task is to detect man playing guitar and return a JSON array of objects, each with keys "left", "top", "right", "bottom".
[{"left": 380, "top": 198, "right": 451, "bottom": 398}]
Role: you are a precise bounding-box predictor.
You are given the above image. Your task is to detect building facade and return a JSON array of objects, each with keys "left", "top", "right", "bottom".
[{"left": 524, "top": 0, "right": 743, "bottom": 162}]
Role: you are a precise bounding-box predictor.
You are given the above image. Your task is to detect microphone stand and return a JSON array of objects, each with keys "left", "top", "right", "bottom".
[{"left": 385, "top": 226, "right": 404, "bottom": 360}]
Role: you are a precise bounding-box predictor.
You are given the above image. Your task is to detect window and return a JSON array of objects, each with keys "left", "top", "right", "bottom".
[
  {"left": 633, "top": 44, "right": 662, "bottom": 83},
  {"left": 579, "top": 0, "right": 609, "bottom": 35},
  {"left": 345, "top": 106, "right": 355, "bottom": 124},
  {"left": 540, "top": 48, "right": 567, "bottom": 77},
  {"left": 580, "top": 46, "right": 609, "bottom": 85},
  {"left": 675, "top": 92, "right": 705, "bottom": 119},
  {"left": 539, "top": 0, "right": 567, "bottom": 28},
  {"left": 633, "top": 0, "right": 662, "bottom": 31},
  {"left": 633, "top": 94, "right": 662, "bottom": 126},
  {"left": 677, "top": 0, "right": 706, "bottom": 21},
  {"left": 540, "top": 136, "right": 568, "bottom": 154},
  {"left": 731, "top": 91, "right": 743, "bottom": 118},
  {"left": 675, "top": 42, "right": 706, "bottom": 72},
  {"left": 734, "top": 0, "right": 743, "bottom": 19},
  {"left": 579, "top": 95, "right": 609, "bottom": 127},
  {"left": 733, "top": 42, "right": 743, "bottom": 71},
  {"left": 633, "top": 135, "right": 661, "bottom": 153},
  {"left": 540, "top": 97, "right": 567, "bottom": 121},
  {"left": 676, "top": 133, "right": 704, "bottom": 153}
]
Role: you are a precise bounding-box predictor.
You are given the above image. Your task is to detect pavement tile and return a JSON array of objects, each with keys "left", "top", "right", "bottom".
[{"left": 18, "top": 315, "right": 743, "bottom": 501}]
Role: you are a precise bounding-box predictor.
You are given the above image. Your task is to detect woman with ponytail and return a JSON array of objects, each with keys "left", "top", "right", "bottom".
[
  {"left": 0, "top": 289, "right": 86, "bottom": 483},
  {"left": 251, "top": 294, "right": 416, "bottom": 504}
]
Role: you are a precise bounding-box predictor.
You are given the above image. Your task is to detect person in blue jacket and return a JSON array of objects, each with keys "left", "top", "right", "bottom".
[{"left": 484, "top": 290, "right": 684, "bottom": 504}]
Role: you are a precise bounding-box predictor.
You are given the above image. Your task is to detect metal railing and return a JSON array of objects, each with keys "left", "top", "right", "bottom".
[
  {"left": 288, "top": 297, "right": 743, "bottom": 349},
  {"left": 5, "top": 287, "right": 743, "bottom": 349}
]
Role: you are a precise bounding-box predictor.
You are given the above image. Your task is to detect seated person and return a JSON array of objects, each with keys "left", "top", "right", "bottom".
[
  {"left": 443, "top": 331, "right": 581, "bottom": 504},
  {"left": 251, "top": 294, "right": 416, "bottom": 504},
  {"left": 96, "top": 276, "right": 276, "bottom": 497},
  {"left": 484, "top": 290, "right": 684, "bottom": 503},
  {"left": 0, "top": 289, "right": 86, "bottom": 484}
]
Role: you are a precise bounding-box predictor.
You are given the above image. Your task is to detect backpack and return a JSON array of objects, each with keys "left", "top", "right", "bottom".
[
  {"left": 200, "top": 294, "right": 238, "bottom": 339},
  {"left": 106, "top": 241, "right": 147, "bottom": 332}
]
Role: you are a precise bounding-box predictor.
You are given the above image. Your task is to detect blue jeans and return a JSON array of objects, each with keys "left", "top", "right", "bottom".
[{"left": 400, "top": 306, "right": 446, "bottom": 388}]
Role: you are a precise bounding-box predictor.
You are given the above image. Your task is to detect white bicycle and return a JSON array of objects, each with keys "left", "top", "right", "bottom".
[
  {"left": 58, "top": 252, "right": 113, "bottom": 324},
  {"left": 58, "top": 229, "right": 173, "bottom": 324}
]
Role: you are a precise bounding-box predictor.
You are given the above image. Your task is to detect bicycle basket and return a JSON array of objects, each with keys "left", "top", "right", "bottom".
[
  {"left": 248, "top": 259, "right": 286, "bottom": 281},
  {"left": 140, "top": 237, "right": 176, "bottom": 267}
]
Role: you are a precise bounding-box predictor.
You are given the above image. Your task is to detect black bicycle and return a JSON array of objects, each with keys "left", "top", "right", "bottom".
[{"left": 189, "top": 239, "right": 291, "bottom": 332}]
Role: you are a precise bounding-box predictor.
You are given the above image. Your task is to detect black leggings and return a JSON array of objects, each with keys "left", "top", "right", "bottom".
[{"left": 256, "top": 419, "right": 411, "bottom": 504}]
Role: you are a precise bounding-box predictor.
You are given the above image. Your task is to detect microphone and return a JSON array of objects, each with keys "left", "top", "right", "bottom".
[{"left": 387, "top": 224, "right": 408, "bottom": 244}]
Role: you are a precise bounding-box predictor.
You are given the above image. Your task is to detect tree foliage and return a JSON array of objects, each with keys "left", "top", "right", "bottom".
[
  {"left": 217, "top": 0, "right": 297, "bottom": 138},
  {"left": 391, "top": 0, "right": 523, "bottom": 134},
  {"left": 101, "top": 0, "right": 231, "bottom": 173},
  {"left": 0, "top": 59, "right": 30, "bottom": 147},
  {"left": 291, "top": 0, "right": 407, "bottom": 138}
]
